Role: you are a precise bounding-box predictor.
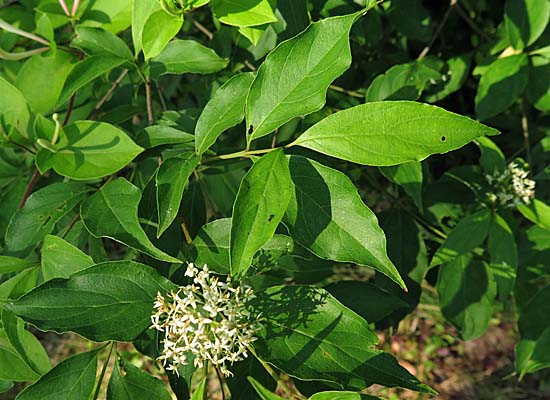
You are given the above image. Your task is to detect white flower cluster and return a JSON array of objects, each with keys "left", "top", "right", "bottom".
[
  {"left": 151, "top": 264, "right": 260, "bottom": 377},
  {"left": 485, "top": 161, "right": 535, "bottom": 208}
]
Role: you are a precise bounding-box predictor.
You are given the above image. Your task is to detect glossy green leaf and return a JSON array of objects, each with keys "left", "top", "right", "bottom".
[
  {"left": 284, "top": 156, "right": 405, "bottom": 289},
  {"left": 36, "top": 121, "right": 143, "bottom": 180},
  {"left": 16, "top": 349, "right": 99, "bottom": 400},
  {"left": 156, "top": 153, "right": 200, "bottom": 237},
  {"left": 195, "top": 72, "right": 255, "bottom": 155},
  {"left": 430, "top": 209, "right": 492, "bottom": 267},
  {"left": 230, "top": 149, "right": 292, "bottom": 277},
  {"left": 518, "top": 199, "right": 550, "bottom": 229},
  {"left": 248, "top": 377, "right": 284, "bottom": 400},
  {"left": 5, "top": 261, "right": 176, "bottom": 342},
  {"left": 246, "top": 11, "right": 363, "bottom": 142},
  {"left": 211, "top": 0, "right": 277, "bottom": 27},
  {"left": 504, "top": 0, "right": 550, "bottom": 50},
  {"left": 136, "top": 125, "right": 195, "bottom": 149},
  {"left": 251, "top": 285, "right": 435, "bottom": 393},
  {"left": 107, "top": 357, "right": 172, "bottom": 400},
  {"left": 0, "top": 256, "right": 37, "bottom": 275},
  {"left": 149, "top": 39, "right": 228, "bottom": 77},
  {"left": 5, "top": 182, "right": 89, "bottom": 257},
  {"left": 426, "top": 54, "right": 471, "bottom": 103},
  {"left": 488, "top": 214, "right": 518, "bottom": 299},
  {"left": 81, "top": 178, "right": 181, "bottom": 263},
  {"left": 142, "top": 10, "right": 183, "bottom": 60},
  {"left": 292, "top": 101, "right": 499, "bottom": 166},
  {"left": 380, "top": 161, "right": 423, "bottom": 210},
  {"left": 516, "top": 286, "right": 550, "bottom": 377},
  {"left": 57, "top": 55, "right": 126, "bottom": 106},
  {"left": 41, "top": 235, "right": 94, "bottom": 281},
  {"left": 437, "top": 255, "right": 497, "bottom": 340},
  {"left": 72, "top": 26, "right": 133, "bottom": 60},
  {"left": 475, "top": 54, "right": 528, "bottom": 121},
  {"left": 15, "top": 50, "right": 75, "bottom": 113},
  {"left": 0, "top": 76, "right": 31, "bottom": 137},
  {"left": 366, "top": 61, "right": 441, "bottom": 102}
]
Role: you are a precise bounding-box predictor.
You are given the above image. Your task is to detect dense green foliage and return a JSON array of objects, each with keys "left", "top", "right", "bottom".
[{"left": 0, "top": 0, "right": 549, "bottom": 398}]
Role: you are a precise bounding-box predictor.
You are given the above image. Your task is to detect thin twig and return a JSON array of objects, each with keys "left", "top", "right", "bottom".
[
  {"left": 18, "top": 170, "right": 40, "bottom": 209},
  {"left": 418, "top": 0, "right": 457, "bottom": 60},
  {"left": 244, "top": 60, "right": 257, "bottom": 71},
  {"left": 454, "top": 1, "right": 491, "bottom": 41},
  {"left": 329, "top": 84, "right": 364, "bottom": 98},
  {"left": 181, "top": 220, "right": 193, "bottom": 244},
  {"left": 61, "top": 213, "right": 80, "bottom": 239},
  {"left": 91, "top": 342, "right": 116, "bottom": 400},
  {"left": 521, "top": 99, "right": 532, "bottom": 166},
  {"left": 145, "top": 79, "right": 154, "bottom": 124},
  {"left": 94, "top": 68, "right": 129, "bottom": 111},
  {"left": 271, "top": 129, "right": 278, "bottom": 148},
  {"left": 214, "top": 366, "right": 227, "bottom": 400},
  {"left": 191, "top": 18, "right": 213, "bottom": 40},
  {"left": 155, "top": 81, "right": 168, "bottom": 111},
  {"left": 0, "top": 19, "right": 50, "bottom": 45},
  {"left": 63, "top": 93, "right": 77, "bottom": 126}
]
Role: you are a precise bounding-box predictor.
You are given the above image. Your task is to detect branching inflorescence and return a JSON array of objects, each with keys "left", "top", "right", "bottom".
[
  {"left": 486, "top": 161, "right": 536, "bottom": 208},
  {"left": 151, "top": 264, "right": 261, "bottom": 377}
]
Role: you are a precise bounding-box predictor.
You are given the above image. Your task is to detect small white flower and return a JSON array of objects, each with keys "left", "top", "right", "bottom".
[
  {"left": 485, "top": 161, "right": 535, "bottom": 208},
  {"left": 151, "top": 263, "right": 260, "bottom": 377}
]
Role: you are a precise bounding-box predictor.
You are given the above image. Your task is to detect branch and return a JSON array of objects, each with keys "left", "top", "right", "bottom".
[{"left": 417, "top": 0, "right": 457, "bottom": 60}]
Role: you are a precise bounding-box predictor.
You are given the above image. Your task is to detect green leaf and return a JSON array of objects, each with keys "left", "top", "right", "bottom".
[
  {"left": 430, "top": 209, "right": 492, "bottom": 267},
  {"left": 81, "top": 178, "right": 182, "bottom": 263},
  {"left": 0, "top": 269, "right": 38, "bottom": 301},
  {"left": 425, "top": 54, "right": 471, "bottom": 103},
  {"left": 195, "top": 72, "right": 255, "bottom": 156},
  {"left": 504, "top": 0, "right": 550, "bottom": 50},
  {"left": 284, "top": 156, "right": 405, "bottom": 289},
  {"left": 488, "top": 214, "right": 518, "bottom": 299},
  {"left": 142, "top": 10, "right": 183, "bottom": 60},
  {"left": 80, "top": 0, "right": 132, "bottom": 33},
  {"left": 149, "top": 39, "right": 228, "bottom": 78},
  {"left": 518, "top": 199, "right": 550, "bottom": 229},
  {"left": 0, "top": 76, "right": 31, "bottom": 137},
  {"left": 72, "top": 26, "right": 133, "bottom": 60},
  {"left": 380, "top": 161, "right": 423, "bottom": 210},
  {"left": 292, "top": 101, "right": 499, "bottom": 166},
  {"left": 277, "top": 0, "right": 310, "bottom": 40},
  {"left": 246, "top": 11, "right": 363, "bottom": 142},
  {"left": 309, "top": 392, "right": 381, "bottom": 400},
  {"left": 211, "top": 0, "right": 277, "bottom": 27},
  {"left": 1, "top": 311, "right": 51, "bottom": 377},
  {"left": 251, "top": 285, "right": 435, "bottom": 393},
  {"left": 476, "top": 136, "right": 507, "bottom": 174},
  {"left": 0, "top": 327, "right": 47, "bottom": 382},
  {"left": 190, "top": 377, "right": 206, "bottom": 400},
  {"left": 156, "top": 153, "right": 200, "bottom": 237},
  {"left": 107, "top": 356, "right": 172, "bottom": 400},
  {"left": 516, "top": 286, "right": 550, "bottom": 377},
  {"left": 5, "top": 183, "right": 89, "bottom": 257},
  {"left": 36, "top": 121, "right": 144, "bottom": 180},
  {"left": 230, "top": 149, "right": 292, "bottom": 277},
  {"left": 248, "top": 377, "right": 284, "bottom": 400},
  {"left": 0, "top": 380, "right": 13, "bottom": 393},
  {"left": 15, "top": 50, "right": 75, "bottom": 114},
  {"left": 526, "top": 56, "right": 550, "bottom": 111},
  {"left": 365, "top": 61, "right": 441, "bottom": 102},
  {"left": 437, "top": 255, "right": 497, "bottom": 340},
  {"left": 5, "top": 261, "right": 176, "bottom": 342},
  {"left": 475, "top": 54, "right": 529, "bottom": 121},
  {"left": 0, "top": 256, "right": 37, "bottom": 275},
  {"left": 16, "top": 349, "right": 99, "bottom": 400},
  {"left": 41, "top": 235, "right": 94, "bottom": 281},
  {"left": 57, "top": 55, "right": 127, "bottom": 107},
  {"left": 136, "top": 125, "right": 195, "bottom": 149},
  {"left": 132, "top": 0, "right": 161, "bottom": 56}
]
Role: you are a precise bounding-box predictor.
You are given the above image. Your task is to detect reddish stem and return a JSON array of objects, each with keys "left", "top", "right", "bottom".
[{"left": 18, "top": 170, "right": 40, "bottom": 209}]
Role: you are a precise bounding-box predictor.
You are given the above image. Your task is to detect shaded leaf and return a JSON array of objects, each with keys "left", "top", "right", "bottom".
[{"left": 41, "top": 235, "right": 94, "bottom": 281}]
